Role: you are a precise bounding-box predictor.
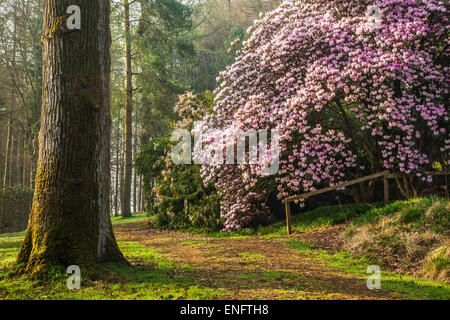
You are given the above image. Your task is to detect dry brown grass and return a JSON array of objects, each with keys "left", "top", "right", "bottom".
[
  {"left": 422, "top": 241, "right": 450, "bottom": 283},
  {"left": 342, "top": 225, "right": 374, "bottom": 252},
  {"left": 341, "top": 198, "right": 449, "bottom": 281}
]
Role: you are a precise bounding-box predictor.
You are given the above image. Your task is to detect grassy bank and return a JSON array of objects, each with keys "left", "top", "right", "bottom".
[
  {"left": 286, "top": 240, "right": 450, "bottom": 300},
  {"left": 185, "top": 196, "right": 449, "bottom": 298},
  {"left": 188, "top": 197, "right": 448, "bottom": 283},
  {"left": 185, "top": 202, "right": 381, "bottom": 238},
  {"left": 342, "top": 197, "right": 449, "bottom": 282}
]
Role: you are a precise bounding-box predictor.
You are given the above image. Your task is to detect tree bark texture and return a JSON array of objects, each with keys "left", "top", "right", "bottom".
[
  {"left": 121, "top": 0, "right": 133, "bottom": 217},
  {"left": 17, "top": 0, "right": 126, "bottom": 277}
]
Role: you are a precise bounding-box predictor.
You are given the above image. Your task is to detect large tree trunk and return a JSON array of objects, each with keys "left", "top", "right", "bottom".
[
  {"left": 17, "top": 0, "right": 126, "bottom": 278},
  {"left": 121, "top": 0, "right": 133, "bottom": 217}
]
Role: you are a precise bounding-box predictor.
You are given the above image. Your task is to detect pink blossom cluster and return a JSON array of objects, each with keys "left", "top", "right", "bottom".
[{"left": 201, "top": 0, "right": 449, "bottom": 231}]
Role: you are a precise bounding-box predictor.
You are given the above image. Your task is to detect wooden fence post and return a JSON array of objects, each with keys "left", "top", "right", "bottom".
[
  {"left": 445, "top": 170, "right": 448, "bottom": 200},
  {"left": 384, "top": 175, "right": 389, "bottom": 205},
  {"left": 285, "top": 201, "right": 292, "bottom": 236}
]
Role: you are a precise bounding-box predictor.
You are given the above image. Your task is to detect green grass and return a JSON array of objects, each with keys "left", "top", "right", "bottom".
[
  {"left": 263, "top": 271, "right": 300, "bottom": 279},
  {"left": 187, "top": 202, "right": 380, "bottom": 239},
  {"left": 186, "top": 197, "right": 447, "bottom": 240},
  {"left": 180, "top": 240, "right": 205, "bottom": 246},
  {"left": 0, "top": 231, "right": 26, "bottom": 239},
  {"left": 225, "top": 271, "right": 300, "bottom": 281},
  {"left": 1, "top": 198, "right": 447, "bottom": 300},
  {"left": 110, "top": 212, "right": 153, "bottom": 225},
  {"left": 257, "top": 202, "right": 380, "bottom": 236},
  {"left": 0, "top": 234, "right": 226, "bottom": 300},
  {"left": 352, "top": 196, "right": 449, "bottom": 233},
  {"left": 0, "top": 213, "right": 150, "bottom": 241},
  {"left": 341, "top": 196, "right": 449, "bottom": 283},
  {"left": 226, "top": 273, "right": 259, "bottom": 280},
  {"left": 184, "top": 228, "right": 256, "bottom": 239},
  {"left": 152, "top": 238, "right": 175, "bottom": 242},
  {"left": 238, "top": 252, "right": 265, "bottom": 259},
  {"left": 226, "top": 271, "right": 300, "bottom": 281},
  {"left": 0, "top": 233, "right": 24, "bottom": 275},
  {"left": 286, "top": 240, "right": 450, "bottom": 300}
]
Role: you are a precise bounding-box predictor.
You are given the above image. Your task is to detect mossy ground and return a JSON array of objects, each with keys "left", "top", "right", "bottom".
[
  {"left": 0, "top": 214, "right": 224, "bottom": 300},
  {"left": 0, "top": 201, "right": 448, "bottom": 300}
]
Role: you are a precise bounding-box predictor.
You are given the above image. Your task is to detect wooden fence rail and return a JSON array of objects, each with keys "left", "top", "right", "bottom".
[{"left": 282, "top": 170, "right": 448, "bottom": 235}]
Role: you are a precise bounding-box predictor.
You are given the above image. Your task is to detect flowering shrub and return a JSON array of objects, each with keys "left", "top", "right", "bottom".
[
  {"left": 202, "top": 0, "right": 449, "bottom": 231},
  {"left": 136, "top": 91, "right": 223, "bottom": 230}
]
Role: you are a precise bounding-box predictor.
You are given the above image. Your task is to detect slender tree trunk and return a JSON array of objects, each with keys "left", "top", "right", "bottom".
[
  {"left": 121, "top": 0, "right": 133, "bottom": 217},
  {"left": 8, "top": 10, "right": 17, "bottom": 188},
  {"left": 136, "top": 176, "right": 140, "bottom": 213},
  {"left": 30, "top": 136, "right": 39, "bottom": 189},
  {"left": 8, "top": 133, "right": 15, "bottom": 186},
  {"left": 22, "top": 137, "right": 28, "bottom": 188},
  {"left": 3, "top": 118, "right": 11, "bottom": 189},
  {"left": 17, "top": 132, "right": 23, "bottom": 187},
  {"left": 114, "top": 125, "right": 120, "bottom": 216},
  {"left": 17, "top": 0, "right": 126, "bottom": 278},
  {"left": 132, "top": 114, "right": 138, "bottom": 213},
  {"left": 120, "top": 144, "right": 125, "bottom": 215},
  {"left": 138, "top": 175, "right": 144, "bottom": 212}
]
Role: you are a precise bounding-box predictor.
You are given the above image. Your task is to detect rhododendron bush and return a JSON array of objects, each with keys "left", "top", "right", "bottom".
[
  {"left": 136, "top": 92, "right": 223, "bottom": 230},
  {"left": 200, "top": 0, "right": 449, "bottom": 231}
]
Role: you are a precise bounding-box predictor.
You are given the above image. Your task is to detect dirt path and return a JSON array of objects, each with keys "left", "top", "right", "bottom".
[{"left": 114, "top": 222, "right": 397, "bottom": 300}]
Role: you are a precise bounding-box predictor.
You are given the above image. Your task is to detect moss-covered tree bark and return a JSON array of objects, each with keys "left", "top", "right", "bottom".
[{"left": 17, "top": 0, "right": 127, "bottom": 278}]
